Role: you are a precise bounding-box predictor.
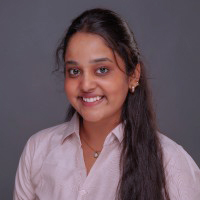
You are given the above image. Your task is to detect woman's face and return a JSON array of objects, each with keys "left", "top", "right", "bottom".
[{"left": 64, "top": 32, "right": 130, "bottom": 123}]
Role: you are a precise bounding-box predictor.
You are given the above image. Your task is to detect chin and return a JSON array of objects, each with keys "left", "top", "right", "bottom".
[{"left": 79, "top": 111, "right": 105, "bottom": 123}]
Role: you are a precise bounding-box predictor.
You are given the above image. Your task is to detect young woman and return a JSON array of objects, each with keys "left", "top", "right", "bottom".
[{"left": 14, "top": 8, "right": 200, "bottom": 200}]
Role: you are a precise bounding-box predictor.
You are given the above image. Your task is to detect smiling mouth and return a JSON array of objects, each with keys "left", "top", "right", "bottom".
[{"left": 79, "top": 96, "right": 104, "bottom": 103}]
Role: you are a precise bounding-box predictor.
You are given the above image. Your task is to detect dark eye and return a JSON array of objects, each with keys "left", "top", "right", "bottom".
[
  {"left": 68, "top": 68, "right": 80, "bottom": 76},
  {"left": 96, "top": 67, "right": 109, "bottom": 74}
]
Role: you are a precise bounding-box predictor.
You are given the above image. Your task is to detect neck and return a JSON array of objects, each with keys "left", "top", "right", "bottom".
[{"left": 79, "top": 115, "right": 121, "bottom": 149}]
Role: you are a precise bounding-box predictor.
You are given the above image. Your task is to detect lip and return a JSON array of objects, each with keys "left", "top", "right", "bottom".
[
  {"left": 79, "top": 96, "right": 105, "bottom": 107},
  {"left": 79, "top": 94, "right": 103, "bottom": 98}
]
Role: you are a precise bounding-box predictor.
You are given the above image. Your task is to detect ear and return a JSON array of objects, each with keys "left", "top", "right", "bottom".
[{"left": 128, "top": 63, "right": 141, "bottom": 89}]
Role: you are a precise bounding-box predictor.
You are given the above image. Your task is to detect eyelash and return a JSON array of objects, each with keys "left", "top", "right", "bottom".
[
  {"left": 67, "top": 67, "right": 109, "bottom": 77},
  {"left": 96, "top": 67, "right": 109, "bottom": 74},
  {"left": 68, "top": 68, "right": 80, "bottom": 77}
]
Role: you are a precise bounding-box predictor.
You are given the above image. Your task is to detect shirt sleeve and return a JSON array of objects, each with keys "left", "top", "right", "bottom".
[
  {"left": 13, "top": 138, "right": 35, "bottom": 200},
  {"left": 165, "top": 145, "right": 200, "bottom": 200}
]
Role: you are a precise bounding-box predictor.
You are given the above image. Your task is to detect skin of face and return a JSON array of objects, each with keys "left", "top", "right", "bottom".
[{"left": 64, "top": 32, "right": 137, "bottom": 125}]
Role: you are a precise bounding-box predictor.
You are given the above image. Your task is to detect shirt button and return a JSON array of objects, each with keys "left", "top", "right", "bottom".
[{"left": 79, "top": 190, "right": 87, "bottom": 195}]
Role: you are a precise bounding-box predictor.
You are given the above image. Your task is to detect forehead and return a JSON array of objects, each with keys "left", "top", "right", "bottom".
[
  {"left": 64, "top": 32, "right": 124, "bottom": 67},
  {"left": 65, "top": 32, "right": 111, "bottom": 58}
]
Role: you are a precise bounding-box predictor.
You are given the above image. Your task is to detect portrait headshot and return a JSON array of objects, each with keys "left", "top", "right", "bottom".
[{"left": 0, "top": 0, "right": 200, "bottom": 200}]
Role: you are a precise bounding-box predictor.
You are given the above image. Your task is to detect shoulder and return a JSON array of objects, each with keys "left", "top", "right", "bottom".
[
  {"left": 25, "top": 122, "right": 71, "bottom": 159},
  {"left": 30, "top": 122, "right": 68, "bottom": 143},
  {"left": 158, "top": 132, "right": 200, "bottom": 173},
  {"left": 158, "top": 132, "right": 199, "bottom": 170},
  {"left": 158, "top": 132, "right": 200, "bottom": 199},
  {"left": 158, "top": 132, "right": 184, "bottom": 163}
]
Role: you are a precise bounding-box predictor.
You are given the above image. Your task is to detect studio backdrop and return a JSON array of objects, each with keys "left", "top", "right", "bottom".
[{"left": 0, "top": 0, "right": 199, "bottom": 199}]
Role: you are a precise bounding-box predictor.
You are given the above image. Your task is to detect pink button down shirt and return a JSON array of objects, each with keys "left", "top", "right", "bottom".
[{"left": 14, "top": 113, "right": 200, "bottom": 200}]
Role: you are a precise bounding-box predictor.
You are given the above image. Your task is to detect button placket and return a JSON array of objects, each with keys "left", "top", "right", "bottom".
[
  {"left": 79, "top": 189, "right": 87, "bottom": 195},
  {"left": 77, "top": 189, "right": 88, "bottom": 200},
  {"left": 76, "top": 145, "right": 87, "bottom": 188}
]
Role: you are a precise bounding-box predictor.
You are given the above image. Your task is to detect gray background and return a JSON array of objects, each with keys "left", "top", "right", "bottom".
[{"left": 0, "top": 0, "right": 199, "bottom": 199}]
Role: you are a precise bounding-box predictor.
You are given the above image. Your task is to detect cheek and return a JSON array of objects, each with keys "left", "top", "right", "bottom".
[
  {"left": 104, "top": 77, "right": 129, "bottom": 101},
  {"left": 64, "top": 80, "right": 69, "bottom": 94},
  {"left": 112, "top": 75, "right": 129, "bottom": 93},
  {"left": 64, "top": 79, "right": 76, "bottom": 100}
]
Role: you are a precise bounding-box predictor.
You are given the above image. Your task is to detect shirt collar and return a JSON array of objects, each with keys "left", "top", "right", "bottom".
[
  {"left": 61, "top": 112, "right": 124, "bottom": 144},
  {"left": 111, "top": 122, "right": 124, "bottom": 143},
  {"left": 61, "top": 112, "right": 80, "bottom": 144}
]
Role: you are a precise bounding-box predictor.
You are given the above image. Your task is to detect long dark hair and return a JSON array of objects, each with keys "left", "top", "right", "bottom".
[{"left": 55, "top": 8, "right": 170, "bottom": 200}]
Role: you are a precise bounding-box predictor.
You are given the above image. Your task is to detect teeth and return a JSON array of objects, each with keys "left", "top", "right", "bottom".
[{"left": 82, "top": 96, "right": 103, "bottom": 102}]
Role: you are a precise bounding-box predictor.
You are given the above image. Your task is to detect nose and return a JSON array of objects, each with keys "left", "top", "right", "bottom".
[{"left": 80, "top": 72, "right": 96, "bottom": 92}]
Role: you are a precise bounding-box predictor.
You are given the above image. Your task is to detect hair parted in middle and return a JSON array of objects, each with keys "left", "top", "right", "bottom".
[{"left": 55, "top": 8, "right": 170, "bottom": 200}]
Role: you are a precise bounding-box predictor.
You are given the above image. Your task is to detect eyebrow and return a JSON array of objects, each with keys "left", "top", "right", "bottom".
[
  {"left": 65, "top": 57, "right": 113, "bottom": 65},
  {"left": 90, "top": 57, "right": 113, "bottom": 64}
]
